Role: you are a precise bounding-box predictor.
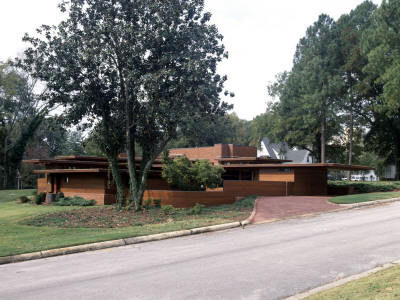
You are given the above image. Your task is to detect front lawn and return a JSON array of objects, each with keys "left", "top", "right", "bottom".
[
  {"left": 305, "top": 264, "right": 400, "bottom": 299},
  {"left": 0, "top": 190, "right": 256, "bottom": 257},
  {"left": 329, "top": 192, "right": 400, "bottom": 204}
]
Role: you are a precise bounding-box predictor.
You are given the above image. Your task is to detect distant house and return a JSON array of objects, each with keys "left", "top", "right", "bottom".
[
  {"left": 258, "top": 138, "right": 313, "bottom": 164},
  {"left": 350, "top": 170, "right": 378, "bottom": 181}
]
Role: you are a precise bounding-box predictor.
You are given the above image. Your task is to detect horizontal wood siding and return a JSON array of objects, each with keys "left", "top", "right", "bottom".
[
  {"left": 294, "top": 169, "right": 327, "bottom": 195},
  {"left": 224, "top": 180, "right": 294, "bottom": 197},
  {"left": 143, "top": 180, "right": 294, "bottom": 208},
  {"left": 60, "top": 174, "right": 105, "bottom": 194},
  {"left": 259, "top": 169, "right": 295, "bottom": 182},
  {"left": 38, "top": 178, "right": 47, "bottom": 193}
]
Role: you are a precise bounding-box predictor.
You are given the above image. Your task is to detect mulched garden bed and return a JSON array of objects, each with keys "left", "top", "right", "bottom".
[{"left": 20, "top": 205, "right": 252, "bottom": 228}]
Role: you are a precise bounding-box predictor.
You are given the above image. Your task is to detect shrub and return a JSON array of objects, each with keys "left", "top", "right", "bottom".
[
  {"left": 187, "top": 203, "right": 205, "bottom": 215},
  {"left": 19, "top": 196, "right": 30, "bottom": 203},
  {"left": 143, "top": 199, "right": 152, "bottom": 209},
  {"left": 152, "top": 198, "right": 162, "bottom": 208},
  {"left": 328, "top": 181, "right": 396, "bottom": 193},
  {"left": 32, "top": 189, "right": 37, "bottom": 196},
  {"left": 233, "top": 195, "right": 257, "bottom": 208},
  {"left": 34, "top": 192, "right": 46, "bottom": 205},
  {"left": 52, "top": 196, "right": 96, "bottom": 206},
  {"left": 161, "top": 151, "right": 225, "bottom": 191},
  {"left": 55, "top": 191, "right": 65, "bottom": 202},
  {"left": 161, "top": 205, "right": 175, "bottom": 215}
]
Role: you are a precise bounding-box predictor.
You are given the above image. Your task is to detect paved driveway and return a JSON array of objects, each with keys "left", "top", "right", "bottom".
[{"left": 249, "top": 196, "right": 341, "bottom": 223}]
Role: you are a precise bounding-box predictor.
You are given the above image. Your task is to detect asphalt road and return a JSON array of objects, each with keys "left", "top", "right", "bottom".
[{"left": 2, "top": 202, "right": 400, "bottom": 300}]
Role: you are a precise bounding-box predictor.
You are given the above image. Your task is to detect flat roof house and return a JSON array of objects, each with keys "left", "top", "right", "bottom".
[{"left": 24, "top": 144, "right": 373, "bottom": 207}]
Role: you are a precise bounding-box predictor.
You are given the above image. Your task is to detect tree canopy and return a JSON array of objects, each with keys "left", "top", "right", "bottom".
[{"left": 21, "top": 0, "right": 231, "bottom": 207}]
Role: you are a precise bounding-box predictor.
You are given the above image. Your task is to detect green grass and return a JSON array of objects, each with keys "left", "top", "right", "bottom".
[
  {"left": 329, "top": 192, "right": 400, "bottom": 204},
  {"left": 305, "top": 264, "right": 400, "bottom": 299},
  {"left": 0, "top": 189, "right": 35, "bottom": 203},
  {"left": 0, "top": 190, "right": 256, "bottom": 257}
]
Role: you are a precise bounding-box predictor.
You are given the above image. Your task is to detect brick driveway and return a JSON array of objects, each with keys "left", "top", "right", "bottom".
[{"left": 248, "top": 196, "right": 342, "bottom": 223}]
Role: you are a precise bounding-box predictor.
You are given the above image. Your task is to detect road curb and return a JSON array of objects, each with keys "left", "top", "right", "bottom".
[
  {"left": 344, "top": 197, "right": 400, "bottom": 209},
  {"left": 285, "top": 258, "right": 400, "bottom": 299},
  {"left": 0, "top": 222, "right": 242, "bottom": 265}
]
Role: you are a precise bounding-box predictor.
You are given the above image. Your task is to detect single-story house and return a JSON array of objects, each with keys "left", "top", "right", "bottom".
[{"left": 23, "top": 144, "right": 373, "bottom": 207}]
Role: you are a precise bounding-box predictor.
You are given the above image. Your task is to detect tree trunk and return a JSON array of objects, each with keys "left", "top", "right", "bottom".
[
  {"left": 321, "top": 107, "right": 326, "bottom": 164},
  {"left": 395, "top": 138, "right": 400, "bottom": 181},
  {"left": 107, "top": 155, "right": 126, "bottom": 209},
  {"left": 347, "top": 100, "right": 354, "bottom": 181}
]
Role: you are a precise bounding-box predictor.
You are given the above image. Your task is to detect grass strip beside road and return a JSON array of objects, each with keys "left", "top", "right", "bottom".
[
  {"left": 329, "top": 192, "right": 400, "bottom": 204},
  {"left": 305, "top": 264, "right": 400, "bottom": 300},
  {"left": 0, "top": 190, "right": 256, "bottom": 257}
]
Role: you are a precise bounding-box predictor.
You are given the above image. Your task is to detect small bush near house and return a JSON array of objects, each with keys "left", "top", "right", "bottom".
[
  {"left": 161, "top": 205, "right": 175, "bottom": 215},
  {"left": 187, "top": 203, "right": 205, "bottom": 215},
  {"left": 32, "top": 189, "right": 37, "bottom": 196},
  {"left": 161, "top": 151, "right": 225, "bottom": 191},
  {"left": 328, "top": 181, "right": 398, "bottom": 193},
  {"left": 52, "top": 196, "right": 96, "bottom": 206},
  {"left": 34, "top": 192, "right": 46, "bottom": 205},
  {"left": 19, "top": 196, "right": 30, "bottom": 203},
  {"left": 143, "top": 199, "right": 152, "bottom": 209},
  {"left": 152, "top": 199, "right": 162, "bottom": 208},
  {"left": 55, "top": 191, "right": 65, "bottom": 202}
]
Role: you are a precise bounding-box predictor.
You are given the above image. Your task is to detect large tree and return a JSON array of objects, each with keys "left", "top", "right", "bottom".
[
  {"left": 361, "top": 0, "right": 400, "bottom": 179},
  {"left": 266, "top": 15, "right": 342, "bottom": 163},
  {"left": 22, "top": 0, "right": 231, "bottom": 209},
  {"left": 337, "top": 0, "right": 377, "bottom": 178},
  {"left": 0, "top": 62, "right": 45, "bottom": 189}
]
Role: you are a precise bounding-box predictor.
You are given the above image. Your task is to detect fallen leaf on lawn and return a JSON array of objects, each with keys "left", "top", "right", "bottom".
[{"left": 386, "top": 287, "right": 393, "bottom": 292}]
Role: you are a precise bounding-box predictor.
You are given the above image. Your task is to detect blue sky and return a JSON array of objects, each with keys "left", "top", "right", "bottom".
[{"left": 1, "top": 0, "right": 380, "bottom": 120}]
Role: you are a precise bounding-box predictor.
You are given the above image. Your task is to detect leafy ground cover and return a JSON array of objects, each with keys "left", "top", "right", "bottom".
[
  {"left": 305, "top": 264, "right": 400, "bottom": 300},
  {"left": 329, "top": 191, "right": 400, "bottom": 204},
  {"left": 0, "top": 190, "right": 256, "bottom": 257}
]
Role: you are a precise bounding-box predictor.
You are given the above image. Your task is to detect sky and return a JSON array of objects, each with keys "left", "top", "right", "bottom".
[{"left": 0, "top": 0, "right": 381, "bottom": 120}]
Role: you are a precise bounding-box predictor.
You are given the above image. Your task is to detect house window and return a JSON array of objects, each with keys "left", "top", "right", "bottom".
[{"left": 65, "top": 176, "right": 69, "bottom": 183}]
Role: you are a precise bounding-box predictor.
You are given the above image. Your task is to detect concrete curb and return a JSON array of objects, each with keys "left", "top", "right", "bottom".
[
  {"left": 0, "top": 222, "right": 242, "bottom": 265},
  {"left": 343, "top": 197, "right": 400, "bottom": 209},
  {"left": 285, "top": 258, "right": 400, "bottom": 299}
]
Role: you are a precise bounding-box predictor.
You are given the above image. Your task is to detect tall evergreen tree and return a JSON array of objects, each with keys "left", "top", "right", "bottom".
[{"left": 337, "top": 0, "right": 377, "bottom": 178}]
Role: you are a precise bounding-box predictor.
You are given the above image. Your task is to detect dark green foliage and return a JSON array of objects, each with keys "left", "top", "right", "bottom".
[
  {"left": 55, "top": 191, "right": 65, "bottom": 202},
  {"left": 52, "top": 196, "right": 96, "bottom": 206},
  {"left": 19, "top": 196, "right": 30, "bottom": 203},
  {"left": 233, "top": 195, "right": 258, "bottom": 208},
  {"left": 152, "top": 199, "right": 162, "bottom": 208},
  {"left": 161, "top": 205, "right": 175, "bottom": 215},
  {"left": 168, "top": 113, "right": 253, "bottom": 149},
  {"left": 328, "top": 181, "right": 398, "bottom": 193},
  {"left": 34, "top": 192, "right": 46, "bottom": 205},
  {"left": 187, "top": 203, "right": 205, "bottom": 215},
  {"left": 142, "top": 199, "right": 152, "bottom": 209},
  {"left": 21, "top": 0, "right": 232, "bottom": 211},
  {"left": 162, "top": 152, "right": 225, "bottom": 191},
  {"left": 0, "top": 62, "right": 45, "bottom": 189},
  {"left": 266, "top": 14, "right": 342, "bottom": 163}
]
